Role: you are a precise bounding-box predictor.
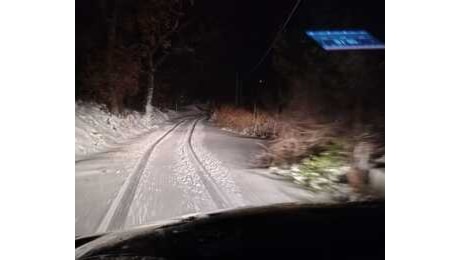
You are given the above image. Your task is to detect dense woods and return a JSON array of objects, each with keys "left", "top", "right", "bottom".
[
  {"left": 76, "top": 0, "right": 384, "bottom": 132},
  {"left": 76, "top": 0, "right": 198, "bottom": 114},
  {"left": 271, "top": 32, "right": 384, "bottom": 130}
]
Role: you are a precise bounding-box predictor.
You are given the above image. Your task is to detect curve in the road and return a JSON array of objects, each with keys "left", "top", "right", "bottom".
[
  {"left": 96, "top": 119, "right": 189, "bottom": 233},
  {"left": 186, "top": 118, "right": 233, "bottom": 209}
]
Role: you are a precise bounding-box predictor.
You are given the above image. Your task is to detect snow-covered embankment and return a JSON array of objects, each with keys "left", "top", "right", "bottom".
[{"left": 75, "top": 102, "right": 168, "bottom": 158}]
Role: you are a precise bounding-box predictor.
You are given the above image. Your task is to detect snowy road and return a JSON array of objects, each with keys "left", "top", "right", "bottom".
[{"left": 76, "top": 116, "right": 331, "bottom": 237}]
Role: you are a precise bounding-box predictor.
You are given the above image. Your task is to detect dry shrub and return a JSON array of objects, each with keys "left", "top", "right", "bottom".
[
  {"left": 213, "top": 106, "right": 381, "bottom": 172},
  {"left": 212, "top": 105, "right": 277, "bottom": 137},
  {"left": 213, "top": 106, "right": 352, "bottom": 168},
  {"left": 213, "top": 106, "right": 253, "bottom": 131},
  {"left": 346, "top": 137, "right": 385, "bottom": 193},
  {"left": 258, "top": 119, "right": 385, "bottom": 196},
  {"left": 254, "top": 118, "right": 353, "bottom": 168}
]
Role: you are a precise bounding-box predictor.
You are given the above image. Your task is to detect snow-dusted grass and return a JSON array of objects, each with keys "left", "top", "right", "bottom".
[{"left": 75, "top": 102, "right": 169, "bottom": 158}]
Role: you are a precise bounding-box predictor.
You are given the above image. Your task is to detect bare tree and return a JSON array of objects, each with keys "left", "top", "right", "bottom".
[
  {"left": 78, "top": 0, "right": 195, "bottom": 114},
  {"left": 135, "top": 0, "right": 193, "bottom": 114}
]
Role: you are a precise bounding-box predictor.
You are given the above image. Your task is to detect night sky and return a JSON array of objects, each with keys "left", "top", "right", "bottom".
[
  {"left": 193, "top": 0, "right": 384, "bottom": 103},
  {"left": 192, "top": 0, "right": 384, "bottom": 74}
]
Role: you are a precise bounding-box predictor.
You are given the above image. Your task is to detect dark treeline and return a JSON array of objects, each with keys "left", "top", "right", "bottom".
[
  {"left": 268, "top": 32, "right": 384, "bottom": 129},
  {"left": 76, "top": 0, "right": 384, "bottom": 128},
  {"left": 76, "top": 0, "right": 209, "bottom": 113},
  {"left": 249, "top": 0, "right": 384, "bottom": 132}
]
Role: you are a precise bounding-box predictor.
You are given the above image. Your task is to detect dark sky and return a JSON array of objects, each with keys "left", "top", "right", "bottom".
[
  {"left": 187, "top": 0, "right": 384, "bottom": 102},
  {"left": 195, "top": 0, "right": 384, "bottom": 76},
  {"left": 202, "top": 0, "right": 294, "bottom": 71}
]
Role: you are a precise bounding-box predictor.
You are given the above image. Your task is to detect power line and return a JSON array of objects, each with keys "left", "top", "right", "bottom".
[{"left": 248, "top": 0, "right": 303, "bottom": 75}]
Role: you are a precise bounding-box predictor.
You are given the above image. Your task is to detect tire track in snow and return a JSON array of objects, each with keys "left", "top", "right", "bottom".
[
  {"left": 125, "top": 118, "right": 221, "bottom": 228},
  {"left": 193, "top": 120, "right": 247, "bottom": 207},
  {"left": 187, "top": 119, "right": 245, "bottom": 208},
  {"left": 96, "top": 119, "right": 188, "bottom": 233},
  {"left": 170, "top": 122, "right": 217, "bottom": 213}
]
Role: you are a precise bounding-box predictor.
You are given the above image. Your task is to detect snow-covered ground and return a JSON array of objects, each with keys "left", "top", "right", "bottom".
[
  {"left": 75, "top": 102, "right": 169, "bottom": 158},
  {"left": 76, "top": 103, "right": 339, "bottom": 237}
]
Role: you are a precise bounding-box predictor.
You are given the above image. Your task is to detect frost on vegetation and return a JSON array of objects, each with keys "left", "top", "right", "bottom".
[
  {"left": 270, "top": 143, "right": 350, "bottom": 192},
  {"left": 75, "top": 102, "right": 168, "bottom": 157}
]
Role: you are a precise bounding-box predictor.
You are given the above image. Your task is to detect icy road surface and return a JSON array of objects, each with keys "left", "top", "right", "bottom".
[{"left": 76, "top": 116, "right": 332, "bottom": 237}]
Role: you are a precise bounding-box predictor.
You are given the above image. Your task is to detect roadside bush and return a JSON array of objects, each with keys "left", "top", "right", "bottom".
[
  {"left": 292, "top": 142, "right": 349, "bottom": 189},
  {"left": 212, "top": 105, "right": 277, "bottom": 137},
  {"left": 264, "top": 126, "right": 384, "bottom": 195},
  {"left": 213, "top": 105, "right": 384, "bottom": 196},
  {"left": 212, "top": 105, "right": 354, "bottom": 167},
  {"left": 254, "top": 118, "right": 352, "bottom": 167}
]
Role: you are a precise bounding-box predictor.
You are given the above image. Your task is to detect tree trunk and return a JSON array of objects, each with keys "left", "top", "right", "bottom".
[
  {"left": 145, "top": 51, "right": 155, "bottom": 115},
  {"left": 110, "top": 96, "right": 120, "bottom": 115},
  {"left": 105, "top": 0, "right": 120, "bottom": 114}
]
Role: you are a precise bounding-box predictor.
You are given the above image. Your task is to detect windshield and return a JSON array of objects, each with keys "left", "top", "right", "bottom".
[{"left": 76, "top": 0, "right": 384, "bottom": 237}]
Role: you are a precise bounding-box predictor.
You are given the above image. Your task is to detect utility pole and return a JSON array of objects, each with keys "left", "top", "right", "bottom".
[
  {"left": 246, "top": 0, "right": 302, "bottom": 135},
  {"left": 248, "top": 0, "right": 303, "bottom": 75}
]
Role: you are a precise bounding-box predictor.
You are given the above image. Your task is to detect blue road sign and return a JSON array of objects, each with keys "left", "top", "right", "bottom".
[{"left": 305, "top": 30, "right": 384, "bottom": 51}]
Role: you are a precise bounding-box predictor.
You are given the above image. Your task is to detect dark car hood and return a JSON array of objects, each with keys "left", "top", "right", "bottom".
[{"left": 76, "top": 200, "right": 384, "bottom": 259}]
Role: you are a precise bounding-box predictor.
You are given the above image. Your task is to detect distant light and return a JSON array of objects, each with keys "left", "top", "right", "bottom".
[
  {"left": 258, "top": 80, "right": 263, "bottom": 84},
  {"left": 305, "top": 30, "right": 384, "bottom": 51}
]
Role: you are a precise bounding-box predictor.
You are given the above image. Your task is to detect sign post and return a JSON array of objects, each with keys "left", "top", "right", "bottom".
[{"left": 305, "top": 30, "right": 384, "bottom": 51}]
